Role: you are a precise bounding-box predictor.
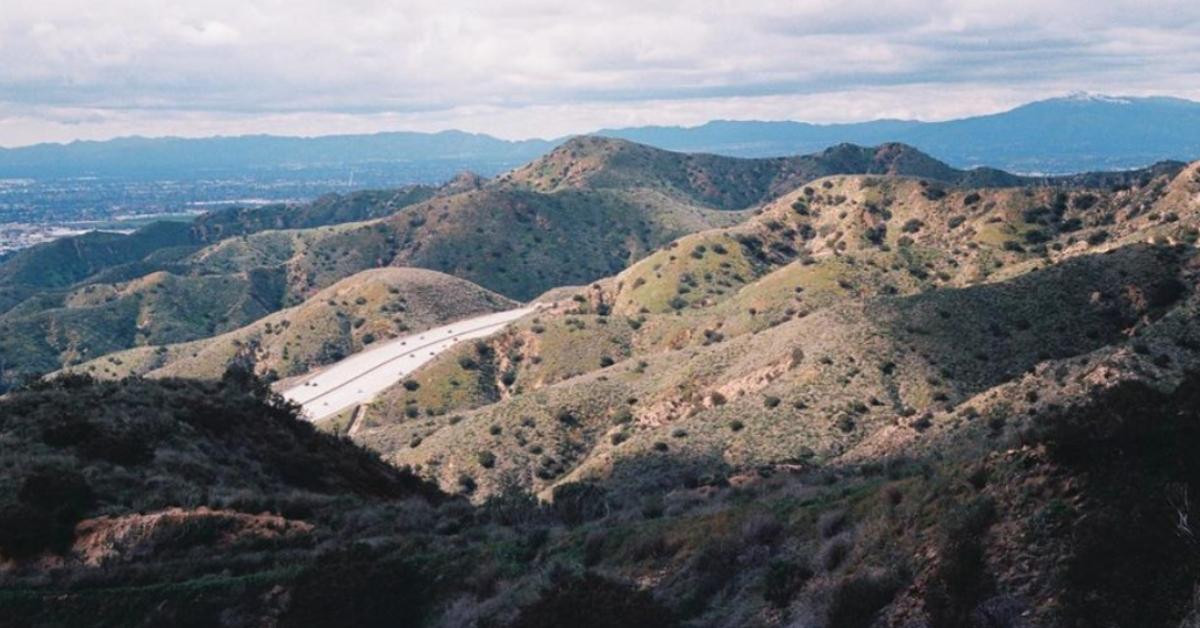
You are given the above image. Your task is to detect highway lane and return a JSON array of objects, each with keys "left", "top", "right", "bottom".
[{"left": 281, "top": 306, "right": 538, "bottom": 421}]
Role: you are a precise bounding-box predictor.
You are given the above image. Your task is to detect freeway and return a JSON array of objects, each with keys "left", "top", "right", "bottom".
[{"left": 281, "top": 306, "right": 538, "bottom": 421}]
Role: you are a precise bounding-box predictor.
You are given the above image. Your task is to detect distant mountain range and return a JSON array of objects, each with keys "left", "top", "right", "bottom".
[
  {"left": 600, "top": 94, "right": 1200, "bottom": 173},
  {"left": 0, "top": 130, "right": 550, "bottom": 180},
  {"left": 2, "top": 95, "right": 1198, "bottom": 182}
]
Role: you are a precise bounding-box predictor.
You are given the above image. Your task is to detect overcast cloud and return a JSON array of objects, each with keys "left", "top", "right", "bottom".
[{"left": 1, "top": 0, "right": 1199, "bottom": 146}]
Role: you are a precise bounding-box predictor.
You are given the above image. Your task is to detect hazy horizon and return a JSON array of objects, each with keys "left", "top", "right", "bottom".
[
  {"left": 1, "top": 91, "right": 1197, "bottom": 150},
  {"left": 3, "top": 0, "right": 1199, "bottom": 148}
]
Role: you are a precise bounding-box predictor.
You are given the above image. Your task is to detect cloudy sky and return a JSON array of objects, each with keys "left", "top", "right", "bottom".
[{"left": 1, "top": 0, "right": 1199, "bottom": 146}]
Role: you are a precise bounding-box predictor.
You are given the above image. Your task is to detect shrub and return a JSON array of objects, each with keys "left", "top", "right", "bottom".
[
  {"left": 1024, "top": 228, "right": 1051, "bottom": 244},
  {"left": 764, "top": 559, "right": 813, "bottom": 608},
  {"left": 402, "top": 380, "right": 420, "bottom": 391},
  {"left": 925, "top": 496, "right": 996, "bottom": 627},
  {"left": 551, "top": 482, "right": 609, "bottom": 526},
  {"left": 817, "top": 509, "right": 848, "bottom": 539},
  {"left": 741, "top": 511, "right": 783, "bottom": 545},
  {"left": 763, "top": 396, "right": 781, "bottom": 409},
  {"left": 826, "top": 570, "right": 904, "bottom": 628},
  {"left": 511, "top": 572, "right": 677, "bottom": 628},
  {"left": 901, "top": 218, "right": 924, "bottom": 233},
  {"left": 1060, "top": 217, "right": 1083, "bottom": 232},
  {"left": 476, "top": 451, "right": 496, "bottom": 469},
  {"left": 40, "top": 417, "right": 97, "bottom": 447},
  {"left": 819, "top": 534, "right": 853, "bottom": 572},
  {"left": 0, "top": 469, "right": 94, "bottom": 559},
  {"left": 481, "top": 479, "right": 544, "bottom": 526},
  {"left": 0, "top": 504, "right": 62, "bottom": 559},
  {"left": 281, "top": 547, "right": 432, "bottom": 628},
  {"left": 1071, "top": 193, "right": 1098, "bottom": 210},
  {"left": 729, "top": 419, "right": 745, "bottom": 432},
  {"left": 864, "top": 225, "right": 887, "bottom": 246},
  {"left": 79, "top": 430, "right": 154, "bottom": 466}
]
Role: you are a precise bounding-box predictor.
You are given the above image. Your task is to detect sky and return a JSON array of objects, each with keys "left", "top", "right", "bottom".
[{"left": 1, "top": 0, "right": 1199, "bottom": 147}]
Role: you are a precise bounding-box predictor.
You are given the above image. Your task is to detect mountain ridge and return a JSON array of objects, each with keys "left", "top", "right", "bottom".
[
  {"left": 0, "top": 138, "right": 1188, "bottom": 382},
  {"left": 3, "top": 95, "right": 1199, "bottom": 178}
]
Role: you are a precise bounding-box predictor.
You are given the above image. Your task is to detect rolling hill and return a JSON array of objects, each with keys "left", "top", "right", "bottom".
[
  {"left": 0, "top": 185, "right": 437, "bottom": 293},
  {"left": 354, "top": 158, "right": 1200, "bottom": 497},
  {"left": 64, "top": 267, "right": 515, "bottom": 382},
  {"left": 4, "top": 145, "right": 1200, "bottom": 627},
  {"left": 8, "top": 137, "right": 1138, "bottom": 382},
  {"left": 338, "top": 155, "right": 1200, "bottom": 626}
]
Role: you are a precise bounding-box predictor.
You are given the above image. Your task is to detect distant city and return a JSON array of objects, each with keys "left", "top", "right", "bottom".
[{"left": 0, "top": 161, "right": 521, "bottom": 254}]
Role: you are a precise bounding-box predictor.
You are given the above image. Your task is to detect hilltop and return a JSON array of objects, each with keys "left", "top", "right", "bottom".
[
  {"left": 3, "top": 138, "right": 1130, "bottom": 381},
  {"left": 356, "top": 160, "right": 1200, "bottom": 495}
]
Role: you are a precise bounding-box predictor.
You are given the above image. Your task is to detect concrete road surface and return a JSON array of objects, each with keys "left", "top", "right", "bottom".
[{"left": 281, "top": 306, "right": 537, "bottom": 421}]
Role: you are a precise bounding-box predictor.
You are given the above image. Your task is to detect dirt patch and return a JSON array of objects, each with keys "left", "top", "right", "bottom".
[{"left": 72, "top": 507, "right": 313, "bottom": 567}]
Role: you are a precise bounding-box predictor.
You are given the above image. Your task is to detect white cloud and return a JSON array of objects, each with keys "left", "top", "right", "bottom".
[{"left": 0, "top": 0, "right": 1198, "bottom": 145}]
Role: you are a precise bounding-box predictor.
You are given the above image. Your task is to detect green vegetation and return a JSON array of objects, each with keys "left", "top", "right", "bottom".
[{"left": 4, "top": 143, "right": 1200, "bottom": 626}]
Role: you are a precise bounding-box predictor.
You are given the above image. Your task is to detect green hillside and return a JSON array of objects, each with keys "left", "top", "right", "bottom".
[
  {"left": 65, "top": 267, "right": 515, "bottom": 381},
  {"left": 2, "top": 152, "right": 1200, "bottom": 627}
]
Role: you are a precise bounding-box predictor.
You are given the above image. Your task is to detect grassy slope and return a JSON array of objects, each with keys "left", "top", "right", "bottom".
[
  {"left": 356, "top": 160, "right": 1200, "bottom": 499},
  {"left": 64, "top": 267, "right": 516, "bottom": 382},
  {"left": 0, "top": 267, "right": 289, "bottom": 375},
  {"left": 360, "top": 242, "right": 1191, "bottom": 496},
  {"left": 0, "top": 189, "right": 441, "bottom": 381}
]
